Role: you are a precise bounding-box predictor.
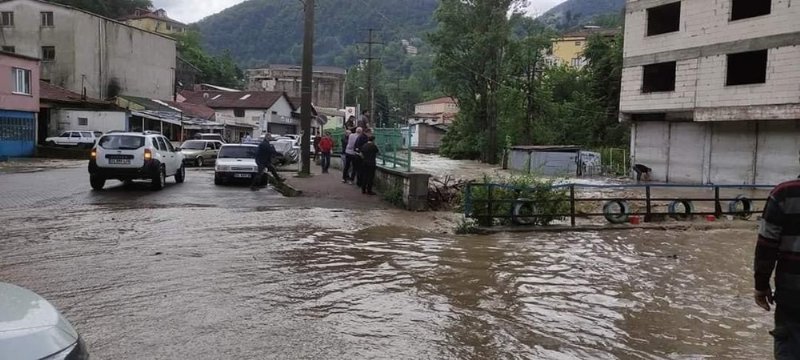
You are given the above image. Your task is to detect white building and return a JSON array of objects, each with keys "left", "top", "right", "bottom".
[
  {"left": 0, "top": 0, "right": 176, "bottom": 100},
  {"left": 180, "top": 90, "right": 311, "bottom": 141},
  {"left": 620, "top": 0, "right": 800, "bottom": 185}
]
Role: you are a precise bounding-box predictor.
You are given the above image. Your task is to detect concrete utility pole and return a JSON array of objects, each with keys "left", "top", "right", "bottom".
[
  {"left": 299, "top": 0, "right": 315, "bottom": 176},
  {"left": 360, "top": 29, "right": 381, "bottom": 128}
]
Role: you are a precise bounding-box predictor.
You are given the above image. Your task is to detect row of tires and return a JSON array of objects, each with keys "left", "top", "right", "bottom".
[{"left": 507, "top": 196, "right": 755, "bottom": 225}]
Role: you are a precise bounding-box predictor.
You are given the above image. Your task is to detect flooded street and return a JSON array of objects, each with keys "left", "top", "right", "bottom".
[{"left": 0, "top": 165, "right": 772, "bottom": 359}]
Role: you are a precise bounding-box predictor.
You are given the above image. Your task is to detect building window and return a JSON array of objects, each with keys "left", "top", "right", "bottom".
[
  {"left": 41, "top": 12, "right": 53, "bottom": 27},
  {"left": 1, "top": 12, "right": 13, "bottom": 27},
  {"left": 12, "top": 68, "right": 31, "bottom": 95},
  {"left": 234, "top": 109, "right": 245, "bottom": 117},
  {"left": 42, "top": 46, "right": 55, "bottom": 61},
  {"left": 726, "top": 50, "right": 768, "bottom": 86},
  {"left": 731, "top": 0, "right": 771, "bottom": 21},
  {"left": 571, "top": 58, "right": 583, "bottom": 67},
  {"left": 647, "top": 2, "right": 681, "bottom": 36},
  {"left": 78, "top": 118, "right": 88, "bottom": 126},
  {"left": 1, "top": 45, "right": 14, "bottom": 53},
  {"left": 166, "top": 24, "right": 172, "bottom": 31},
  {"left": 642, "top": 61, "right": 677, "bottom": 93}
]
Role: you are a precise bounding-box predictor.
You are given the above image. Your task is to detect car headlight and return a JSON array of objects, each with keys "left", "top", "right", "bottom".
[
  {"left": 216, "top": 165, "right": 230, "bottom": 171},
  {"left": 43, "top": 337, "right": 89, "bottom": 360}
]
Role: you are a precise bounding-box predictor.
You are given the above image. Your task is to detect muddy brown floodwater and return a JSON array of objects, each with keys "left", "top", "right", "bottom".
[{"left": 0, "top": 167, "right": 774, "bottom": 359}]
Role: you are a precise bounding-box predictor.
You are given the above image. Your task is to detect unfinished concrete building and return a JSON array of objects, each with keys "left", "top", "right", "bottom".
[
  {"left": 620, "top": 0, "right": 800, "bottom": 185},
  {"left": 245, "top": 64, "right": 346, "bottom": 109}
]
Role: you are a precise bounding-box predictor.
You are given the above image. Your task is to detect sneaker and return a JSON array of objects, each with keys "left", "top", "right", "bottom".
[{"left": 342, "top": 179, "right": 348, "bottom": 183}]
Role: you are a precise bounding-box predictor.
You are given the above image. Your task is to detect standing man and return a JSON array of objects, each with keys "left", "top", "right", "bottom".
[
  {"left": 251, "top": 137, "right": 283, "bottom": 191},
  {"left": 359, "top": 135, "right": 380, "bottom": 195},
  {"left": 354, "top": 128, "right": 371, "bottom": 187},
  {"left": 754, "top": 155, "right": 800, "bottom": 359},
  {"left": 343, "top": 128, "right": 362, "bottom": 184},
  {"left": 318, "top": 132, "right": 333, "bottom": 174},
  {"left": 244, "top": 133, "right": 252, "bottom": 143}
]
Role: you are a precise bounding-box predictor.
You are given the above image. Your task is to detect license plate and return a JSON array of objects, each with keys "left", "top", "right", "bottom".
[
  {"left": 234, "top": 173, "right": 251, "bottom": 178},
  {"left": 109, "top": 159, "right": 131, "bottom": 165}
]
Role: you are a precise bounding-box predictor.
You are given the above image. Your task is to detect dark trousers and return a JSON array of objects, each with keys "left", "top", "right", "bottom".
[
  {"left": 251, "top": 162, "right": 280, "bottom": 188},
  {"left": 320, "top": 152, "right": 331, "bottom": 173},
  {"left": 774, "top": 305, "right": 800, "bottom": 360},
  {"left": 360, "top": 164, "right": 376, "bottom": 193},
  {"left": 343, "top": 154, "right": 356, "bottom": 181},
  {"left": 352, "top": 156, "right": 363, "bottom": 186}
]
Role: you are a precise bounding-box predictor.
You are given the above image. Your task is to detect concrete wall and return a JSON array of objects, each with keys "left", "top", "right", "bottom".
[
  {"left": 0, "top": 53, "right": 40, "bottom": 112},
  {"left": 0, "top": 0, "right": 176, "bottom": 100},
  {"left": 632, "top": 119, "right": 800, "bottom": 185},
  {"left": 214, "top": 97, "right": 298, "bottom": 138},
  {"left": 50, "top": 109, "right": 127, "bottom": 136},
  {"left": 624, "top": 0, "right": 800, "bottom": 59},
  {"left": 415, "top": 99, "right": 458, "bottom": 115}
]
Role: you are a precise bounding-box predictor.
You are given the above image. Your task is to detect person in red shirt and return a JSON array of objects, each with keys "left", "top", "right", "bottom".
[{"left": 318, "top": 131, "right": 334, "bottom": 174}]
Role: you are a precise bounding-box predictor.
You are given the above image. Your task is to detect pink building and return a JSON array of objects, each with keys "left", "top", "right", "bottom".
[{"left": 0, "top": 51, "right": 40, "bottom": 157}]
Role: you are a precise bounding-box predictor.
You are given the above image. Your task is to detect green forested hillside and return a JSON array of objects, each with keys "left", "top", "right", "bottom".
[
  {"left": 52, "top": 0, "right": 152, "bottom": 19},
  {"left": 194, "top": 0, "right": 439, "bottom": 67},
  {"left": 538, "top": 0, "right": 624, "bottom": 30}
]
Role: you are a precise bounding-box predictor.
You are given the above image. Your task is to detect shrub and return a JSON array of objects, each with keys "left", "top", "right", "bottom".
[{"left": 463, "top": 174, "right": 570, "bottom": 227}]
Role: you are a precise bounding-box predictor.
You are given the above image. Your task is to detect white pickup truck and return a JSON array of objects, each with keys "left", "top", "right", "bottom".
[{"left": 45, "top": 131, "right": 102, "bottom": 148}]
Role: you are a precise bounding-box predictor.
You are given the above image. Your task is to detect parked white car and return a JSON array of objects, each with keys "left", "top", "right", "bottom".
[
  {"left": 0, "top": 282, "right": 90, "bottom": 360},
  {"left": 214, "top": 144, "right": 263, "bottom": 185},
  {"left": 89, "top": 131, "right": 185, "bottom": 190},
  {"left": 45, "top": 131, "right": 102, "bottom": 148}
]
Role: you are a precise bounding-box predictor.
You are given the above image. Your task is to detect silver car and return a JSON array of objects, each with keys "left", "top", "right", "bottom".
[
  {"left": 0, "top": 282, "right": 89, "bottom": 359},
  {"left": 180, "top": 140, "right": 222, "bottom": 167}
]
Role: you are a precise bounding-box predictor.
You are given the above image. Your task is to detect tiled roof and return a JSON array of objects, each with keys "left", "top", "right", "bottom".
[
  {"left": 249, "top": 64, "right": 347, "bottom": 75},
  {"left": 165, "top": 101, "right": 215, "bottom": 120},
  {"left": 180, "top": 90, "right": 293, "bottom": 110},
  {"left": 119, "top": 12, "right": 186, "bottom": 26},
  {"left": 118, "top": 95, "right": 179, "bottom": 112},
  {"left": 40, "top": 81, "right": 110, "bottom": 105},
  {"left": 416, "top": 97, "right": 457, "bottom": 106}
]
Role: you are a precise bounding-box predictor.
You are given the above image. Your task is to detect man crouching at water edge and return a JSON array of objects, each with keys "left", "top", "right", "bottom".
[{"left": 754, "top": 153, "right": 800, "bottom": 359}]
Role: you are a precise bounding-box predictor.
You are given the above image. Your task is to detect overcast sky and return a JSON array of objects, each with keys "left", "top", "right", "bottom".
[{"left": 152, "top": 0, "right": 563, "bottom": 24}]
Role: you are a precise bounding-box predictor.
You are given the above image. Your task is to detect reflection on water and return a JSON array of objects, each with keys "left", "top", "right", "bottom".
[{"left": 277, "top": 227, "right": 771, "bottom": 359}]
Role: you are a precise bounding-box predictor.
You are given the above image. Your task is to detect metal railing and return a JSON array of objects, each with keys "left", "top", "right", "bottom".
[
  {"left": 329, "top": 127, "right": 412, "bottom": 172},
  {"left": 464, "top": 182, "right": 775, "bottom": 227}
]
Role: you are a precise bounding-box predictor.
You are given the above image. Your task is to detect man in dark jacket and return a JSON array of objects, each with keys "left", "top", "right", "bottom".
[
  {"left": 754, "top": 154, "right": 800, "bottom": 359},
  {"left": 353, "top": 129, "right": 371, "bottom": 187},
  {"left": 251, "top": 138, "right": 283, "bottom": 191},
  {"left": 359, "top": 136, "right": 380, "bottom": 195}
]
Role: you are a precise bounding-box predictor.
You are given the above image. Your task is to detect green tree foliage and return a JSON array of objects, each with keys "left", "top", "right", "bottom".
[
  {"left": 431, "top": 0, "right": 520, "bottom": 163},
  {"left": 174, "top": 32, "right": 243, "bottom": 89},
  {"left": 52, "top": 0, "right": 152, "bottom": 19},
  {"left": 195, "top": 0, "right": 438, "bottom": 67}
]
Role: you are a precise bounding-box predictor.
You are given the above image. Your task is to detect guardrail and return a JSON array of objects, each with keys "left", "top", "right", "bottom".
[
  {"left": 464, "top": 183, "right": 775, "bottom": 227},
  {"left": 329, "top": 127, "right": 412, "bottom": 172}
]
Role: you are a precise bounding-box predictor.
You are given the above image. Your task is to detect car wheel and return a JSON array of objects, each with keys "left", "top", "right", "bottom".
[
  {"left": 151, "top": 167, "right": 166, "bottom": 191},
  {"left": 175, "top": 165, "right": 186, "bottom": 183},
  {"left": 46, "top": 141, "right": 56, "bottom": 147},
  {"left": 90, "top": 175, "right": 105, "bottom": 190},
  {"left": 196, "top": 157, "right": 204, "bottom": 167}
]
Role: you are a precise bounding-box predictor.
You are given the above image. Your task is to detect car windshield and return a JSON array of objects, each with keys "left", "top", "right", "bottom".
[
  {"left": 218, "top": 146, "right": 257, "bottom": 159},
  {"left": 181, "top": 141, "right": 206, "bottom": 150},
  {"left": 98, "top": 135, "right": 145, "bottom": 150},
  {"left": 271, "top": 141, "right": 292, "bottom": 154}
]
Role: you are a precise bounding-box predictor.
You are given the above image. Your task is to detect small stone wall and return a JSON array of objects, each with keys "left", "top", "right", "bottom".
[{"left": 331, "top": 155, "right": 431, "bottom": 211}]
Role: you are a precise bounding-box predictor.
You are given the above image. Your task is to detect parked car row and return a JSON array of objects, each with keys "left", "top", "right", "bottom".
[{"left": 45, "top": 131, "right": 103, "bottom": 149}]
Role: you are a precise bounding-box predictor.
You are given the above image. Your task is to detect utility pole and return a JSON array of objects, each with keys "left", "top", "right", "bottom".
[
  {"left": 299, "top": 0, "right": 315, "bottom": 176},
  {"left": 359, "top": 29, "right": 381, "bottom": 128}
]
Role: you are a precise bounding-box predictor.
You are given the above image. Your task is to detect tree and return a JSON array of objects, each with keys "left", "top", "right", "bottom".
[
  {"left": 52, "top": 0, "right": 152, "bottom": 19},
  {"left": 430, "top": 0, "right": 522, "bottom": 163},
  {"left": 174, "top": 31, "right": 243, "bottom": 89}
]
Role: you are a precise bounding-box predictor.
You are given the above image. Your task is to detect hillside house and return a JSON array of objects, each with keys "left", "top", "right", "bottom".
[{"left": 0, "top": 51, "right": 39, "bottom": 158}]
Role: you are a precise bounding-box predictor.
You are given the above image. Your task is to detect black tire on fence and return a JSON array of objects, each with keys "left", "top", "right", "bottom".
[
  {"left": 603, "top": 200, "right": 630, "bottom": 224},
  {"left": 668, "top": 199, "right": 695, "bottom": 220},
  {"left": 511, "top": 198, "right": 537, "bottom": 226},
  {"left": 729, "top": 195, "right": 754, "bottom": 220}
]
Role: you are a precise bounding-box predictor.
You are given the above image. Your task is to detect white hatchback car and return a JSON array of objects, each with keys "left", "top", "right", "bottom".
[
  {"left": 0, "top": 282, "right": 90, "bottom": 360},
  {"left": 45, "top": 131, "right": 102, "bottom": 149},
  {"left": 89, "top": 131, "right": 185, "bottom": 190},
  {"left": 214, "top": 144, "right": 264, "bottom": 185}
]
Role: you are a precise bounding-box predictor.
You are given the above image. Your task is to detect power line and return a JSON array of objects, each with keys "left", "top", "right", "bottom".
[{"left": 358, "top": 28, "right": 383, "bottom": 128}]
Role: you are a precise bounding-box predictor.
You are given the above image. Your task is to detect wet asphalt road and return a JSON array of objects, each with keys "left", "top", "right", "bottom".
[{"left": 0, "top": 164, "right": 775, "bottom": 359}]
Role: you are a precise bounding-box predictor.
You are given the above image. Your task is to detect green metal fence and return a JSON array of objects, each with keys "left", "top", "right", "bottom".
[{"left": 328, "top": 127, "right": 412, "bottom": 172}]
